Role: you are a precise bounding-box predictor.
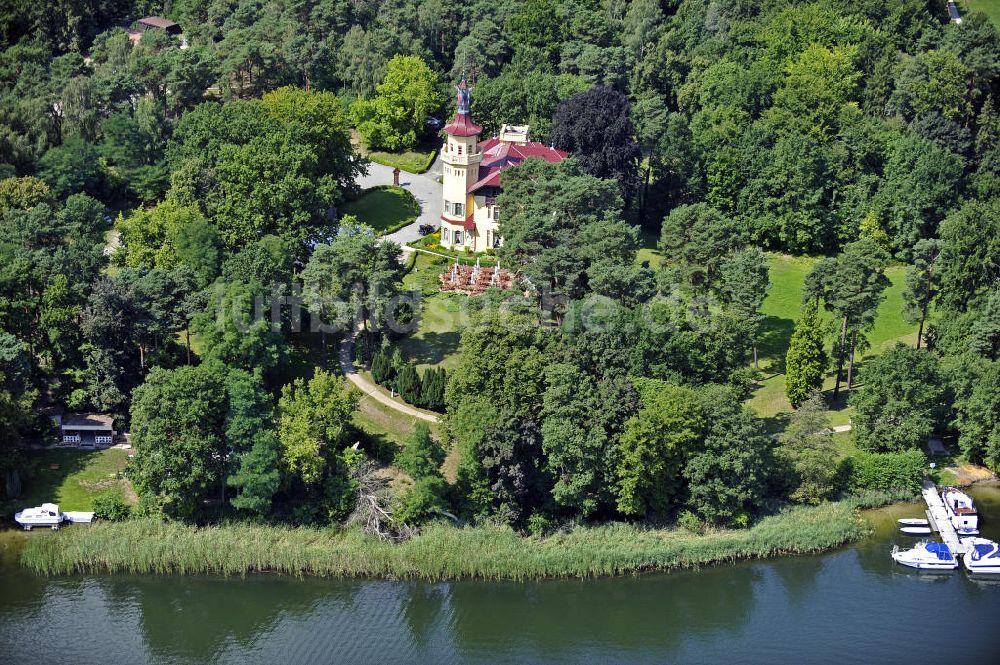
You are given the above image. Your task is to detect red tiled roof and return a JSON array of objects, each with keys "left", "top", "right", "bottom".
[
  {"left": 443, "top": 112, "right": 482, "bottom": 137},
  {"left": 468, "top": 140, "right": 568, "bottom": 193}
]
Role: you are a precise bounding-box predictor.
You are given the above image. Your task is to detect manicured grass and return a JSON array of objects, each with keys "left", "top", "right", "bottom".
[
  {"left": 398, "top": 294, "right": 465, "bottom": 372},
  {"left": 367, "top": 149, "right": 437, "bottom": 174},
  {"left": 20, "top": 500, "right": 867, "bottom": 579},
  {"left": 962, "top": 0, "right": 1000, "bottom": 28},
  {"left": 4, "top": 448, "right": 134, "bottom": 514},
  {"left": 402, "top": 251, "right": 450, "bottom": 296},
  {"left": 341, "top": 186, "right": 420, "bottom": 234},
  {"left": 397, "top": 252, "right": 466, "bottom": 372}
]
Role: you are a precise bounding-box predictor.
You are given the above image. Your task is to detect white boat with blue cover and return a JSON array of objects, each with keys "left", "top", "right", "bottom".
[
  {"left": 891, "top": 541, "right": 958, "bottom": 570},
  {"left": 962, "top": 538, "right": 1000, "bottom": 574}
]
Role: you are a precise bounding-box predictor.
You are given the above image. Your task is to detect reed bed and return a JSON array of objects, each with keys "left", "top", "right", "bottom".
[{"left": 20, "top": 502, "right": 868, "bottom": 580}]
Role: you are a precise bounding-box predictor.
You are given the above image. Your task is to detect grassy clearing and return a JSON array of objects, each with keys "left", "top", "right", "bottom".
[
  {"left": 341, "top": 186, "right": 420, "bottom": 234},
  {"left": 352, "top": 392, "right": 439, "bottom": 449},
  {"left": 20, "top": 501, "right": 866, "bottom": 579},
  {"left": 962, "top": 0, "right": 1000, "bottom": 28},
  {"left": 747, "top": 254, "right": 916, "bottom": 422},
  {"left": 4, "top": 448, "right": 133, "bottom": 514}
]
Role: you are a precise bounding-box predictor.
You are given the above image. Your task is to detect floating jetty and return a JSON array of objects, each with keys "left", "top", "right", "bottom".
[{"left": 922, "top": 479, "right": 966, "bottom": 555}]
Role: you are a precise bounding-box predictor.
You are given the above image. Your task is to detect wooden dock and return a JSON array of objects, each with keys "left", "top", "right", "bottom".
[{"left": 922, "top": 480, "right": 966, "bottom": 554}]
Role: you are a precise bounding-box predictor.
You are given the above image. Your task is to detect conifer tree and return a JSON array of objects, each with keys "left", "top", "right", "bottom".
[
  {"left": 419, "top": 367, "right": 436, "bottom": 408},
  {"left": 371, "top": 350, "right": 389, "bottom": 385},
  {"left": 396, "top": 362, "right": 421, "bottom": 404},
  {"left": 785, "top": 300, "right": 827, "bottom": 408}
]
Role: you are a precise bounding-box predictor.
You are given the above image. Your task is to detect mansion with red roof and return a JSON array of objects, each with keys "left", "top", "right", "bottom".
[{"left": 439, "top": 81, "right": 567, "bottom": 253}]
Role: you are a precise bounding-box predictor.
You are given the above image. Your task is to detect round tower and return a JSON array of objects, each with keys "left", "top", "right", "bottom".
[{"left": 440, "top": 80, "right": 482, "bottom": 250}]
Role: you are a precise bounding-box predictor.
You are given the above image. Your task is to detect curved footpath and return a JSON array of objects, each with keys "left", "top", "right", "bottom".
[
  {"left": 340, "top": 160, "right": 444, "bottom": 423},
  {"left": 339, "top": 324, "right": 439, "bottom": 423}
]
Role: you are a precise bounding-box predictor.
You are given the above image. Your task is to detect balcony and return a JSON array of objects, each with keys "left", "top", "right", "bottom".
[{"left": 442, "top": 149, "right": 482, "bottom": 166}]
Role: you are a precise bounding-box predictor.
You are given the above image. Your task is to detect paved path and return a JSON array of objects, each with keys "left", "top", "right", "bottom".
[
  {"left": 339, "top": 326, "right": 440, "bottom": 423},
  {"left": 339, "top": 161, "right": 444, "bottom": 424},
  {"left": 356, "top": 161, "right": 442, "bottom": 245}
]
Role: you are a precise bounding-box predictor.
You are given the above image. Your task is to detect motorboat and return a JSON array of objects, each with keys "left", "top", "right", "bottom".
[
  {"left": 891, "top": 541, "right": 958, "bottom": 570},
  {"left": 13, "top": 503, "right": 64, "bottom": 530},
  {"left": 962, "top": 538, "right": 1000, "bottom": 574},
  {"left": 900, "top": 526, "right": 932, "bottom": 535},
  {"left": 898, "top": 518, "right": 929, "bottom": 526},
  {"left": 941, "top": 487, "right": 979, "bottom": 532},
  {"left": 957, "top": 526, "right": 980, "bottom": 536}
]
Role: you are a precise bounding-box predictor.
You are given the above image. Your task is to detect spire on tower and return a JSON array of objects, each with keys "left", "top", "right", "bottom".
[
  {"left": 456, "top": 79, "right": 471, "bottom": 115},
  {"left": 443, "top": 78, "right": 482, "bottom": 137}
]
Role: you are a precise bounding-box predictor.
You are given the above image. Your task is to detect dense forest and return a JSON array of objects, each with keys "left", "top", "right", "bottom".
[{"left": 2, "top": 1, "right": 999, "bottom": 534}]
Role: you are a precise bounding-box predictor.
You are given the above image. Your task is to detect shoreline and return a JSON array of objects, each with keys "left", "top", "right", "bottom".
[{"left": 9, "top": 499, "right": 887, "bottom": 581}]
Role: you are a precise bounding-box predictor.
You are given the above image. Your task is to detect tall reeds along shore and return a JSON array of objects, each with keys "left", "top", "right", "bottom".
[{"left": 20, "top": 500, "right": 870, "bottom": 580}]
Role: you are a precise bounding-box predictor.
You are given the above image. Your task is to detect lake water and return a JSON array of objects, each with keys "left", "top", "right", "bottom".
[{"left": 2, "top": 487, "right": 1000, "bottom": 664}]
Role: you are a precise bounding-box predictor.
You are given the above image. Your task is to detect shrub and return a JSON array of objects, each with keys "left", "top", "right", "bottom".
[
  {"left": 395, "top": 422, "right": 444, "bottom": 479},
  {"left": 848, "top": 449, "right": 926, "bottom": 493},
  {"left": 393, "top": 476, "right": 449, "bottom": 526},
  {"left": 677, "top": 509, "right": 704, "bottom": 534},
  {"left": 526, "top": 512, "right": 551, "bottom": 537},
  {"left": 92, "top": 492, "right": 132, "bottom": 522}
]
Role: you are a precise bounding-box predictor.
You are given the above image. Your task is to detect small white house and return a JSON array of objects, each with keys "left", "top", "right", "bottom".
[{"left": 61, "top": 413, "right": 115, "bottom": 448}]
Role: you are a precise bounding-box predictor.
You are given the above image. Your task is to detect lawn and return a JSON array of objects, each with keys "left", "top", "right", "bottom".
[
  {"left": 341, "top": 186, "right": 420, "bottom": 234},
  {"left": 397, "top": 292, "right": 465, "bottom": 372},
  {"left": 397, "top": 252, "right": 466, "bottom": 373},
  {"left": 635, "top": 226, "right": 663, "bottom": 268},
  {"left": 368, "top": 149, "right": 437, "bottom": 174},
  {"left": 748, "top": 253, "right": 917, "bottom": 424},
  {"left": 5, "top": 448, "right": 134, "bottom": 514},
  {"left": 962, "top": 0, "right": 1000, "bottom": 27}
]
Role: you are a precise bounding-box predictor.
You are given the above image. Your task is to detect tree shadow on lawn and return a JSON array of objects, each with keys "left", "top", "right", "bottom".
[
  {"left": 4, "top": 449, "right": 91, "bottom": 512},
  {"left": 756, "top": 315, "right": 795, "bottom": 373},
  {"left": 401, "top": 331, "right": 461, "bottom": 367}
]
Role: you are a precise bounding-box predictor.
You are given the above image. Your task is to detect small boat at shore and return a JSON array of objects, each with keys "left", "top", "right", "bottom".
[
  {"left": 13, "top": 503, "right": 94, "bottom": 530},
  {"left": 891, "top": 542, "right": 958, "bottom": 570},
  {"left": 963, "top": 538, "right": 1000, "bottom": 575},
  {"left": 900, "top": 526, "right": 932, "bottom": 535},
  {"left": 898, "top": 518, "right": 929, "bottom": 526},
  {"left": 14, "top": 503, "right": 63, "bottom": 530}
]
